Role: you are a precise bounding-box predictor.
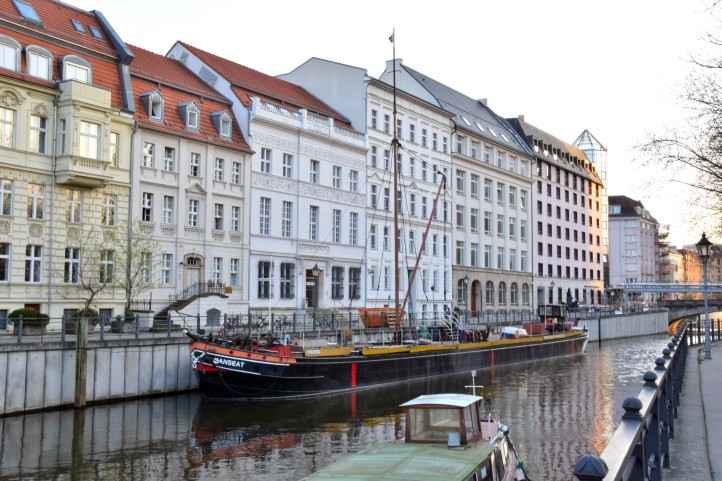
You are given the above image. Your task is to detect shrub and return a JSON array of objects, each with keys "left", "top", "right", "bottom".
[{"left": 8, "top": 308, "right": 49, "bottom": 326}]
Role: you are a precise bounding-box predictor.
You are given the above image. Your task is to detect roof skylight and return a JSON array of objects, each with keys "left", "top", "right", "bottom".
[
  {"left": 71, "top": 19, "right": 86, "bottom": 33},
  {"left": 489, "top": 128, "right": 498, "bottom": 137},
  {"left": 474, "top": 121, "right": 484, "bottom": 132},
  {"left": 461, "top": 116, "right": 471, "bottom": 127},
  {"left": 90, "top": 26, "right": 103, "bottom": 39},
  {"left": 13, "top": 0, "right": 41, "bottom": 24},
  {"left": 501, "top": 133, "right": 509, "bottom": 142}
]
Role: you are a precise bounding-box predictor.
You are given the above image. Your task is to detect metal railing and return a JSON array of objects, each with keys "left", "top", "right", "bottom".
[
  {"left": 169, "top": 281, "right": 226, "bottom": 304},
  {"left": 573, "top": 323, "right": 691, "bottom": 480}
]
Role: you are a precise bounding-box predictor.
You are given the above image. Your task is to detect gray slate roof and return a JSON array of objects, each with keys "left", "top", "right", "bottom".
[
  {"left": 399, "top": 65, "right": 533, "bottom": 158},
  {"left": 608, "top": 195, "right": 659, "bottom": 224}
]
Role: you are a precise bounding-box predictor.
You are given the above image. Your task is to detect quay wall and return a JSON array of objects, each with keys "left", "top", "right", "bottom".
[
  {"left": 576, "top": 310, "right": 669, "bottom": 341},
  {"left": 0, "top": 338, "right": 197, "bottom": 417}
]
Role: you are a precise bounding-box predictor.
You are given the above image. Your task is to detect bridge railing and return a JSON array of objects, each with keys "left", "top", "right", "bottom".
[{"left": 573, "top": 324, "right": 688, "bottom": 481}]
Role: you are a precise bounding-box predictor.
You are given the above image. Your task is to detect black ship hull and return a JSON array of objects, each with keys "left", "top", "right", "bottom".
[{"left": 190, "top": 333, "right": 587, "bottom": 400}]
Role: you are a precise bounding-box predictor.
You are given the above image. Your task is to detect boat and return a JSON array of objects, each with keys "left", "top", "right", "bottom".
[
  {"left": 187, "top": 330, "right": 587, "bottom": 400},
  {"left": 300, "top": 393, "right": 530, "bottom": 481}
]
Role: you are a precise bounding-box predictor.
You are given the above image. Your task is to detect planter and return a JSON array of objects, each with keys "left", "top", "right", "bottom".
[{"left": 13, "top": 323, "right": 46, "bottom": 336}]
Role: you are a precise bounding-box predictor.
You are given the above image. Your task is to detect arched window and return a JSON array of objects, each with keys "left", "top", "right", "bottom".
[
  {"left": 510, "top": 282, "right": 519, "bottom": 306},
  {"left": 62, "top": 55, "right": 91, "bottom": 83},
  {"left": 498, "top": 282, "right": 506, "bottom": 305},
  {"left": 485, "top": 281, "right": 494, "bottom": 305},
  {"left": 213, "top": 111, "right": 232, "bottom": 138},
  {"left": 26, "top": 45, "right": 52, "bottom": 80},
  {"left": 0, "top": 35, "right": 20, "bottom": 72},
  {"left": 522, "top": 283, "right": 530, "bottom": 306},
  {"left": 457, "top": 279, "right": 467, "bottom": 306},
  {"left": 185, "top": 102, "right": 199, "bottom": 129}
]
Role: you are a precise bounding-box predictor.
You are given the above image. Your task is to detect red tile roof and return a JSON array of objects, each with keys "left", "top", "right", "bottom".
[
  {"left": 130, "top": 48, "right": 251, "bottom": 153},
  {"left": 0, "top": 0, "right": 117, "bottom": 57},
  {"left": 177, "top": 41, "right": 352, "bottom": 128}
]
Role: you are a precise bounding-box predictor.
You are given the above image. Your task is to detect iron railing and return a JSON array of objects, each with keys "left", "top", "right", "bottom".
[
  {"left": 169, "top": 281, "right": 226, "bottom": 304},
  {"left": 573, "top": 323, "right": 692, "bottom": 480}
]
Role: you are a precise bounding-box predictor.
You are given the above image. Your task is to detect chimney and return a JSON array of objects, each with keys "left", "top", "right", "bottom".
[
  {"left": 385, "top": 58, "right": 403, "bottom": 75},
  {"left": 518, "top": 114, "right": 525, "bottom": 122},
  {"left": 478, "top": 98, "right": 487, "bottom": 106}
]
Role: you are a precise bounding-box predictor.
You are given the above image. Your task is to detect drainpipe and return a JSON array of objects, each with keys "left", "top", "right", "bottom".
[
  {"left": 48, "top": 96, "right": 59, "bottom": 318},
  {"left": 126, "top": 121, "right": 138, "bottom": 315}
]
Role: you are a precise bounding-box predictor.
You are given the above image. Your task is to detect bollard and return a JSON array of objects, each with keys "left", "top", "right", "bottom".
[
  {"left": 574, "top": 455, "right": 609, "bottom": 481},
  {"left": 655, "top": 357, "right": 666, "bottom": 372},
  {"left": 662, "top": 348, "right": 671, "bottom": 359},
  {"left": 643, "top": 371, "right": 657, "bottom": 387},
  {"left": 622, "top": 397, "right": 643, "bottom": 421}
]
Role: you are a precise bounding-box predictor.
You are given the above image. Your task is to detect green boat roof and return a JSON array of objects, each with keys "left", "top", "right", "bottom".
[{"left": 302, "top": 442, "right": 492, "bottom": 481}]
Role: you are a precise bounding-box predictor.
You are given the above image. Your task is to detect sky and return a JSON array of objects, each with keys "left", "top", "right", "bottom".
[{"left": 73, "top": 0, "right": 721, "bottom": 246}]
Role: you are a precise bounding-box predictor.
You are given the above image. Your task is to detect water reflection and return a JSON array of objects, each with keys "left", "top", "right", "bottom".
[{"left": 0, "top": 335, "right": 670, "bottom": 481}]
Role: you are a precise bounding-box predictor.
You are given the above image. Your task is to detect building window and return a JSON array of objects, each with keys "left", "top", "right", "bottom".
[
  {"left": 349, "top": 212, "right": 358, "bottom": 246},
  {"left": 369, "top": 225, "right": 377, "bottom": 250},
  {"left": 0, "top": 242, "right": 8, "bottom": 282},
  {"left": 421, "top": 128, "right": 427, "bottom": 147},
  {"left": 187, "top": 198, "right": 199, "bottom": 227},
  {"left": 63, "top": 58, "right": 90, "bottom": 83},
  {"left": 64, "top": 247, "right": 79, "bottom": 283},
  {"left": 161, "top": 253, "right": 173, "bottom": 285},
  {"left": 25, "top": 245, "right": 41, "bottom": 283},
  {"left": 257, "top": 261, "right": 271, "bottom": 299},
  {"left": 331, "top": 266, "right": 344, "bottom": 299},
  {"left": 158, "top": 195, "right": 173, "bottom": 225},
  {"left": 383, "top": 226, "right": 390, "bottom": 251},
  {"left": 383, "top": 113, "right": 390, "bottom": 134},
  {"left": 456, "top": 240, "right": 465, "bottom": 265},
  {"left": 214, "top": 158, "right": 224, "bottom": 182},
  {"left": 349, "top": 267, "right": 361, "bottom": 300},
  {"left": 141, "top": 192, "right": 153, "bottom": 223},
  {"left": 214, "top": 203, "right": 224, "bottom": 231},
  {"left": 370, "top": 109, "right": 377, "bottom": 129},
  {"left": 212, "top": 257, "right": 223, "bottom": 283},
  {"left": 163, "top": 147, "right": 176, "bottom": 171},
  {"left": 349, "top": 169, "right": 359, "bottom": 192},
  {"left": 485, "top": 281, "right": 494, "bottom": 305},
  {"left": 79, "top": 121, "right": 99, "bottom": 159},
  {"left": 260, "top": 147, "right": 272, "bottom": 173},
  {"left": 310, "top": 159, "right": 320, "bottom": 184},
  {"left": 0, "top": 107, "right": 13, "bottom": 148},
  {"left": 28, "top": 114, "right": 46, "bottom": 153},
  {"left": 280, "top": 200, "right": 292, "bottom": 238},
  {"left": 186, "top": 104, "right": 199, "bottom": 129},
  {"left": 141, "top": 252, "right": 152, "bottom": 283},
  {"left": 0, "top": 36, "right": 19, "bottom": 71},
  {"left": 190, "top": 152, "right": 201, "bottom": 177},
  {"left": 220, "top": 115, "right": 232, "bottom": 137},
  {"left": 309, "top": 205, "right": 319, "bottom": 240},
  {"left": 27, "top": 184, "right": 44, "bottom": 220},
  {"left": 280, "top": 262, "right": 294, "bottom": 299},
  {"left": 259, "top": 197, "right": 271, "bottom": 235},
  {"left": 282, "top": 153, "right": 293, "bottom": 178},
  {"left": 232, "top": 161, "right": 242, "bottom": 184},
  {"left": 109, "top": 132, "right": 119, "bottom": 166},
  {"left": 510, "top": 283, "right": 519, "bottom": 305},
  {"left": 498, "top": 282, "right": 507, "bottom": 305},
  {"left": 332, "top": 165, "right": 342, "bottom": 189},
  {"left": 100, "top": 250, "right": 114, "bottom": 283},
  {"left": 102, "top": 193, "right": 116, "bottom": 226},
  {"left": 67, "top": 189, "right": 81, "bottom": 224},
  {"left": 230, "top": 258, "right": 240, "bottom": 287},
  {"left": 332, "top": 209, "right": 341, "bottom": 243},
  {"left": 231, "top": 205, "right": 241, "bottom": 232}
]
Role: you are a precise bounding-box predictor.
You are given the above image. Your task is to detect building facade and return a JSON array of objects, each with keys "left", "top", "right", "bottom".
[
  {"left": 507, "top": 117, "right": 606, "bottom": 307},
  {"left": 128, "top": 46, "right": 252, "bottom": 317},
  {"left": 282, "top": 57, "right": 455, "bottom": 321},
  {"left": 0, "top": 0, "right": 135, "bottom": 326},
  {"left": 381, "top": 63, "right": 535, "bottom": 318},
  {"left": 167, "top": 43, "right": 367, "bottom": 314}
]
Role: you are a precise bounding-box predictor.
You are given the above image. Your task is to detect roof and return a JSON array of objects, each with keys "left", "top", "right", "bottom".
[
  {"left": 303, "top": 442, "right": 491, "bottom": 481},
  {"left": 400, "top": 394, "right": 481, "bottom": 408},
  {"left": 130, "top": 46, "right": 251, "bottom": 153},
  {"left": 177, "top": 41, "right": 353, "bottom": 128},
  {"left": 396, "top": 63, "right": 532, "bottom": 157},
  {"left": 506, "top": 116, "right": 603, "bottom": 184},
  {"left": 129, "top": 43, "right": 226, "bottom": 101},
  {"left": 609, "top": 195, "right": 659, "bottom": 224},
  {"left": 0, "top": 0, "right": 119, "bottom": 57}
]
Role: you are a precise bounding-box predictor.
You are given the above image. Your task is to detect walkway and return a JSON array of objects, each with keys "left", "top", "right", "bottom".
[{"left": 667, "top": 342, "right": 722, "bottom": 481}]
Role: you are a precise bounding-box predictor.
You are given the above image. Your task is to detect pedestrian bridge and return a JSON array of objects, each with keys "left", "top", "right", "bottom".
[
  {"left": 615, "top": 283, "right": 722, "bottom": 322},
  {"left": 661, "top": 299, "right": 722, "bottom": 322}
]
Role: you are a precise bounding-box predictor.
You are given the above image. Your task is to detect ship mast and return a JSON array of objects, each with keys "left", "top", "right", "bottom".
[{"left": 390, "top": 29, "right": 401, "bottom": 323}]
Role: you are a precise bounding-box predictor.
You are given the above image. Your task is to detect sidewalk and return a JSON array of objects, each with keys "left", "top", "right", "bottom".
[{"left": 666, "top": 343, "right": 721, "bottom": 481}]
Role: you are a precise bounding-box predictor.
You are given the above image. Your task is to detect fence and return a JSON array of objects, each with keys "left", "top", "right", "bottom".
[{"left": 573, "top": 322, "right": 691, "bottom": 480}]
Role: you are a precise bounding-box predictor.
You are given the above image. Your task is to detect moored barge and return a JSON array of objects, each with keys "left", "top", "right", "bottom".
[{"left": 189, "top": 331, "right": 587, "bottom": 400}]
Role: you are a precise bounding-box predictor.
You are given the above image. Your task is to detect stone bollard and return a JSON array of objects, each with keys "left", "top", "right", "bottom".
[
  {"left": 574, "top": 454, "right": 609, "bottom": 481},
  {"left": 622, "top": 397, "right": 643, "bottom": 421},
  {"left": 662, "top": 348, "right": 671, "bottom": 359},
  {"left": 643, "top": 371, "right": 658, "bottom": 387},
  {"left": 655, "top": 357, "right": 666, "bottom": 372}
]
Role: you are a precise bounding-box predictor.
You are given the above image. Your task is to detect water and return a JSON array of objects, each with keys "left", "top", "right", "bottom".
[{"left": 0, "top": 335, "right": 671, "bottom": 481}]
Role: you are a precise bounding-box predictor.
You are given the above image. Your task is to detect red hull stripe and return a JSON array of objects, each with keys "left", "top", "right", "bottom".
[{"left": 351, "top": 362, "right": 358, "bottom": 387}]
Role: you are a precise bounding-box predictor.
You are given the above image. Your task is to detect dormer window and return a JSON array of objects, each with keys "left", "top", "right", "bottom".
[
  {"left": 12, "top": 0, "right": 41, "bottom": 24},
  {"left": 0, "top": 35, "right": 20, "bottom": 71},
  {"left": 220, "top": 116, "right": 231, "bottom": 137},
  {"left": 180, "top": 103, "right": 199, "bottom": 130},
  {"left": 62, "top": 55, "right": 91, "bottom": 83},
  {"left": 26, "top": 45, "right": 51, "bottom": 80},
  {"left": 212, "top": 111, "right": 232, "bottom": 138},
  {"left": 70, "top": 19, "right": 85, "bottom": 33},
  {"left": 149, "top": 93, "right": 163, "bottom": 121}
]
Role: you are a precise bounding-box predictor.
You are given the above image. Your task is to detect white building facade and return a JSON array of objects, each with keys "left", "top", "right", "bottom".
[
  {"left": 608, "top": 195, "right": 659, "bottom": 289},
  {"left": 168, "top": 43, "right": 367, "bottom": 314}
]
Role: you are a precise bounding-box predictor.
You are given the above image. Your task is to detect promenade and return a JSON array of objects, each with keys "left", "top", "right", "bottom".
[{"left": 668, "top": 342, "right": 722, "bottom": 481}]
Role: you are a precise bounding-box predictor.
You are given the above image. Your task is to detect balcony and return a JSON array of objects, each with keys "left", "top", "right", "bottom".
[
  {"left": 58, "top": 80, "right": 112, "bottom": 109},
  {"left": 55, "top": 154, "right": 113, "bottom": 187}
]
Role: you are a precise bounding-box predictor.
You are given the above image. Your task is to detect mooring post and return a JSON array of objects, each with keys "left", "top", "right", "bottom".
[{"left": 74, "top": 314, "right": 88, "bottom": 408}]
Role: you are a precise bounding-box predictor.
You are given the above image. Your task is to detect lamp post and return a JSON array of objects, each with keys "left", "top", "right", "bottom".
[
  {"left": 696, "top": 233, "right": 713, "bottom": 360},
  {"left": 462, "top": 274, "right": 470, "bottom": 325}
]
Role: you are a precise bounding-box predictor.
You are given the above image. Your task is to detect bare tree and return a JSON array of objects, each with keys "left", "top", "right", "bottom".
[{"left": 114, "top": 222, "right": 160, "bottom": 314}]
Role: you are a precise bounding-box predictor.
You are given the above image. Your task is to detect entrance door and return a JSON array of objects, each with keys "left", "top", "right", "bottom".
[
  {"left": 305, "top": 269, "right": 320, "bottom": 308},
  {"left": 185, "top": 256, "right": 203, "bottom": 288}
]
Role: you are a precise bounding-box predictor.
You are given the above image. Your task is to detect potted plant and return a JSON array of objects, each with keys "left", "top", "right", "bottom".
[
  {"left": 9, "top": 308, "right": 50, "bottom": 335},
  {"left": 64, "top": 308, "right": 99, "bottom": 334}
]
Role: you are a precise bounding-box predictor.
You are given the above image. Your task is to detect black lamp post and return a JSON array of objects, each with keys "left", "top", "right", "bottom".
[
  {"left": 462, "top": 274, "right": 470, "bottom": 324},
  {"left": 696, "top": 233, "right": 713, "bottom": 360}
]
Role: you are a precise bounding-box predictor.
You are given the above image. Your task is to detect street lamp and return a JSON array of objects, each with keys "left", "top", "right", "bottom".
[
  {"left": 696, "top": 233, "right": 713, "bottom": 360},
  {"left": 462, "top": 274, "right": 470, "bottom": 325}
]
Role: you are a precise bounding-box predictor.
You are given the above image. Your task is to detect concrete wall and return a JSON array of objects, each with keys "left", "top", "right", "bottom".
[
  {"left": 0, "top": 338, "right": 197, "bottom": 416},
  {"left": 576, "top": 310, "right": 668, "bottom": 342}
]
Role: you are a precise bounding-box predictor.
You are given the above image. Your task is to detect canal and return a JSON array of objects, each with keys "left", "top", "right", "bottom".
[{"left": 0, "top": 334, "right": 670, "bottom": 481}]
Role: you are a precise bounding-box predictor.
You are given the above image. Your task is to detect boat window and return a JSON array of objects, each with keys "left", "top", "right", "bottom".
[
  {"left": 478, "top": 458, "right": 493, "bottom": 481},
  {"left": 408, "top": 407, "right": 461, "bottom": 443}
]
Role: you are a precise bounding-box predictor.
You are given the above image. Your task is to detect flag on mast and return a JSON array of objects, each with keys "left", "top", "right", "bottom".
[{"left": 389, "top": 29, "right": 394, "bottom": 43}]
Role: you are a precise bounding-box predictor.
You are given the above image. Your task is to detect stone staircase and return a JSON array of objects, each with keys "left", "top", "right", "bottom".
[{"left": 152, "top": 281, "right": 228, "bottom": 331}]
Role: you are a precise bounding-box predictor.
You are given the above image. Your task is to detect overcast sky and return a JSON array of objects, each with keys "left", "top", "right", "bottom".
[{"left": 74, "top": 0, "right": 720, "bottom": 246}]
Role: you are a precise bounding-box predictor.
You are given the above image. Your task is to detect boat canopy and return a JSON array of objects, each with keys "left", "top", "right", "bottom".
[{"left": 400, "top": 394, "right": 482, "bottom": 409}]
